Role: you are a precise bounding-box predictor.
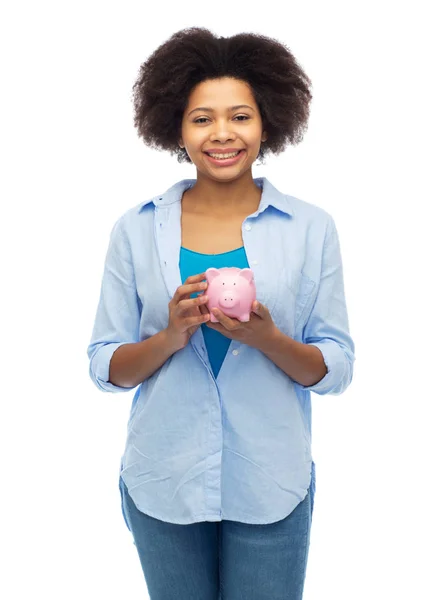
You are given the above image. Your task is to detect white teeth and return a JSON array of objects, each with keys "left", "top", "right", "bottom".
[{"left": 208, "top": 151, "right": 240, "bottom": 159}]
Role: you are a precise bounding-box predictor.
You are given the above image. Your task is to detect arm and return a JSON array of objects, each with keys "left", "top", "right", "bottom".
[
  {"left": 260, "top": 331, "right": 327, "bottom": 387},
  {"left": 261, "top": 215, "right": 355, "bottom": 395},
  {"left": 108, "top": 330, "right": 180, "bottom": 388},
  {"left": 86, "top": 218, "right": 177, "bottom": 392}
]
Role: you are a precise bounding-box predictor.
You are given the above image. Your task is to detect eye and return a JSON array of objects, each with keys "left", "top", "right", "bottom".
[{"left": 193, "top": 115, "right": 250, "bottom": 124}]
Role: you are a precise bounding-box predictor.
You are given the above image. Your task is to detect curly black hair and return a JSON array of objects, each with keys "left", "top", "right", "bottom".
[{"left": 132, "top": 27, "right": 313, "bottom": 165}]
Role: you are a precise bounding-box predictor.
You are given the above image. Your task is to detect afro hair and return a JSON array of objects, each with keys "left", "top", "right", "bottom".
[{"left": 132, "top": 27, "right": 313, "bottom": 164}]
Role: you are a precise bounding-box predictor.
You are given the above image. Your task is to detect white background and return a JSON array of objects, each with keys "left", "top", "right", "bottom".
[{"left": 1, "top": 1, "right": 434, "bottom": 598}]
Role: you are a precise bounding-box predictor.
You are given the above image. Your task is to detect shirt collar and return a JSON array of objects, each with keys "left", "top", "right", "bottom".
[{"left": 136, "top": 176, "right": 294, "bottom": 217}]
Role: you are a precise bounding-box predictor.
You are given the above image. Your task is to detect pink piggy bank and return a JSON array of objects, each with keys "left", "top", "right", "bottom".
[{"left": 205, "top": 267, "right": 256, "bottom": 323}]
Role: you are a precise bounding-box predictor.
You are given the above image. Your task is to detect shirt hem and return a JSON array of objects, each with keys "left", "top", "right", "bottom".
[{"left": 124, "top": 497, "right": 310, "bottom": 525}]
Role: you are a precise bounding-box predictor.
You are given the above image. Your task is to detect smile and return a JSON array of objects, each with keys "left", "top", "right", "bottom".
[{"left": 204, "top": 150, "right": 245, "bottom": 166}]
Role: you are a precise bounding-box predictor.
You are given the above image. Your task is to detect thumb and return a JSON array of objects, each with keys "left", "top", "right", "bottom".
[{"left": 252, "top": 300, "right": 262, "bottom": 315}]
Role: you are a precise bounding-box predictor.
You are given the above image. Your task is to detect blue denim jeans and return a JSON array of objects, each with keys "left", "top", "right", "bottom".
[{"left": 119, "top": 471, "right": 315, "bottom": 600}]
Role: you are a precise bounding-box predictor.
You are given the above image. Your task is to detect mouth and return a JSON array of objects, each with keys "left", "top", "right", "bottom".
[{"left": 203, "top": 150, "right": 245, "bottom": 166}]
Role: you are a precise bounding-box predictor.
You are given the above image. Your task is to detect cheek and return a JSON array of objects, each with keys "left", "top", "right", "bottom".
[
  {"left": 180, "top": 126, "right": 202, "bottom": 149},
  {"left": 245, "top": 125, "right": 264, "bottom": 144}
]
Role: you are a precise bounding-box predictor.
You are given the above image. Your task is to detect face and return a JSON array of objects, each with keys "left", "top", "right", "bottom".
[{"left": 179, "top": 77, "right": 267, "bottom": 181}]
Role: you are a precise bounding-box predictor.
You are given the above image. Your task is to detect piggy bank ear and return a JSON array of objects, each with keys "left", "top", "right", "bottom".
[
  {"left": 205, "top": 268, "right": 221, "bottom": 282},
  {"left": 238, "top": 268, "right": 254, "bottom": 282}
]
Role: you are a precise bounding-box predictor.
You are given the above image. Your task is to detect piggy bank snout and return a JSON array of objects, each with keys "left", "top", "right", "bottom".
[{"left": 218, "top": 287, "right": 240, "bottom": 308}]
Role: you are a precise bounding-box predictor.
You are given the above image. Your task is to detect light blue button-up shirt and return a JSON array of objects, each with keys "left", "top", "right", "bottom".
[{"left": 87, "top": 176, "right": 355, "bottom": 526}]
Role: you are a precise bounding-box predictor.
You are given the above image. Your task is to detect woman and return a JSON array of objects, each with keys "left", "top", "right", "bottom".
[{"left": 87, "top": 27, "right": 355, "bottom": 600}]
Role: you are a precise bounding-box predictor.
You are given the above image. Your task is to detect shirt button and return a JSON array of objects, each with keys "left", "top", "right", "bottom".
[
  {"left": 251, "top": 260, "right": 258, "bottom": 265},
  {"left": 232, "top": 349, "right": 239, "bottom": 356},
  {"left": 245, "top": 224, "right": 251, "bottom": 231}
]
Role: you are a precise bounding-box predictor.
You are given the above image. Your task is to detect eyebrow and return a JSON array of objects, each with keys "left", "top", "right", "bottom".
[{"left": 188, "top": 104, "right": 254, "bottom": 116}]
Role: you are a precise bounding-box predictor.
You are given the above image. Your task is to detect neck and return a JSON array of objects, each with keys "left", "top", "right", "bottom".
[{"left": 184, "top": 171, "right": 262, "bottom": 216}]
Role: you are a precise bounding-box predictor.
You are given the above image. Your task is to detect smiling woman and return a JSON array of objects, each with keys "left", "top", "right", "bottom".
[{"left": 87, "top": 25, "right": 355, "bottom": 600}]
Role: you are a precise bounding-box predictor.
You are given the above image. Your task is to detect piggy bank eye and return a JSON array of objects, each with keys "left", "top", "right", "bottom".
[{"left": 233, "top": 282, "right": 236, "bottom": 285}]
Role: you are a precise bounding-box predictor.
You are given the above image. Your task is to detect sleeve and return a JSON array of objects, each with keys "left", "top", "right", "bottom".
[
  {"left": 298, "top": 216, "right": 355, "bottom": 395},
  {"left": 86, "top": 217, "right": 141, "bottom": 393}
]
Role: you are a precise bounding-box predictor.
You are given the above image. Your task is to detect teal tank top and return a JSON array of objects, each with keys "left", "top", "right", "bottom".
[{"left": 179, "top": 246, "right": 250, "bottom": 378}]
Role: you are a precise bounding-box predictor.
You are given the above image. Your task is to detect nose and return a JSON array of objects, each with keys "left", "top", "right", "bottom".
[{"left": 210, "top": 119, "right": 237, "bottom": 143}]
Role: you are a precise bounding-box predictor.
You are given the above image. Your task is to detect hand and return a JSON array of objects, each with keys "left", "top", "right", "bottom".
[
  {"left": 165, "top": 273, "right": 210, "bottom": 351},
  {"left": 205, "top": 300, "right": 279, "bottom": 351}
]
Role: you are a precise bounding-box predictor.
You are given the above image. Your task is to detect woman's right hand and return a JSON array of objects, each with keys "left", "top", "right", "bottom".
[{"left": 164, "top": 272, "right": 210, "bottom": 351}]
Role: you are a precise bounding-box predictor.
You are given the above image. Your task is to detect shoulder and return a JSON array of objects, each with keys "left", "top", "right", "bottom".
[
  {"left": 286, "top": 192, "right": 333, "bottom": 224},
  {"left": 110, "top": 193, "right": 159, "bottom": 241}
]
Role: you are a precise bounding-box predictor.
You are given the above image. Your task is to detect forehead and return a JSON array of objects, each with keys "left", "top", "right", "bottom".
[{"left": 186, "top": 77, "right": 256, "bottom": 109}]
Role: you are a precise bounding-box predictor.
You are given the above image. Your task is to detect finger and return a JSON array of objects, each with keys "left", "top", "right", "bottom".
[
  {"left": 211, "top": 308, "right": 239, "bottom": 330},
  {"left": 252, "top": 300, "right": 265, "bottom": 316},
  {"left": 198, "top": 301, "right": 210, "bottom": 315},
  {"left": 185, "top": 313, "right": 210, "bottom": 327},
  {"left": 174, "top": 280, "right": 208, "bottom": 303},
  {"left": 184, "top": 272, "right": 207, "bottom": 284},
  {"left": 178, "top": 294, "right": 209, "bottom": 314},
  {"left": 205, "top": 321, "right": 233, "bottom": 340}
]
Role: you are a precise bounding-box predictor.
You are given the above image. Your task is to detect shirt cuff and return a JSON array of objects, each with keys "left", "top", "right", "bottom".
[
  {"left": 89, "top": 342, "right": 138, "bottom": 393},
  {"left": 300, "top": 340, "right": 347, "bottom": 395}
]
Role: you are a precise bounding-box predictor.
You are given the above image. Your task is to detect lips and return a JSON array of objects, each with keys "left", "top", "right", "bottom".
[
  {"left": 204, "top": 150, "right": 244, "bottom": 155},
  {"left": 203, "top": 149, "right": 246, "bottom": 167}
]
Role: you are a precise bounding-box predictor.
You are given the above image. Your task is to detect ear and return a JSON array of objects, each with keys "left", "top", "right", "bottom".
[
  {"left": 205, "top": 268, "right": 221, "bottom": 282},
  {"left": 238, "top": 268, "right": 254, "bottom": 283}
]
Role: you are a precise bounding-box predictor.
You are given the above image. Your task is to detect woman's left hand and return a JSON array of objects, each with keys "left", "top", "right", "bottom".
[{"left": 205, "top": 300, "right": 279, "bottom": 351}]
